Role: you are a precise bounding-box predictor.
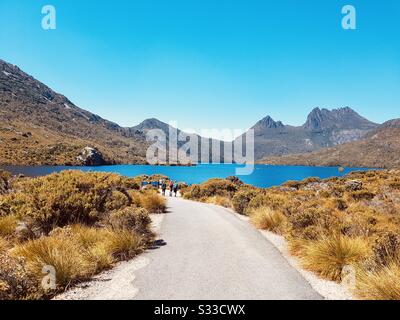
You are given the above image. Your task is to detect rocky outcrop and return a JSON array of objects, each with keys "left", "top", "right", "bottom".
[{"left": 77, "top": 147, "right": 106, "bottom": 166}]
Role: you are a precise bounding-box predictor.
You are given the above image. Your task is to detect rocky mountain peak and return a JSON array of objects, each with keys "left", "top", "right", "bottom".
[
  {"left": 253, "top": 116, "right": 284, "bottom": 129},
  {"left": 133, "top": 118, "right": 171, "bottom": 133},
  {"left": 303, "top": 107, "right": 377, "bottom": 131}
]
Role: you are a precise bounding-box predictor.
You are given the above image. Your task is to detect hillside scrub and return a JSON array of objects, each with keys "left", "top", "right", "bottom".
[
  {"left": 183, "top": 170, "right": 400, "bottom": 300},
  {"left": 0, "top": 170, "right": 158, "bottom": 300}
]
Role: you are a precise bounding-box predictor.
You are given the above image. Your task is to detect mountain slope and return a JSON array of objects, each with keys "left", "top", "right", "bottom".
[
  {"left": 260, "top": 119, "right": 400, "bottom": 168},
  {"left": 237, "top": 107, "right": 378, "bottom": 160},
  {"left": 0, "top": 59, "right": 148, "bottom": 165}
]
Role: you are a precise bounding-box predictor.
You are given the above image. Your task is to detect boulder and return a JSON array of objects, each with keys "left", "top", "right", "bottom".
[
  {"left": 226, "top": 176, "right": 244, "bottom": 186},
  {"left": 77, "top": 147, "right": 106, "bottom": 166}
]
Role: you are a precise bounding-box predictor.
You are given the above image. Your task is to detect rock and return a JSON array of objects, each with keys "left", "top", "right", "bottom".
[
  {"left": 15, "top": 222, "right": 36, "bottom": 241},
  {"left": 345, "top": 180, "right": 363, "bottom": 191},
  {"left": 226, "top": 176, "right": 244, "bottom": 186},
  {"left": 77, "top": 147, "right": 106, "bottom": 166}
]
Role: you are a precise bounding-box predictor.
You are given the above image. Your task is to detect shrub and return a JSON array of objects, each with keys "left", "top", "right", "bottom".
[
  {"left": 104, "top": 190, "right": 130, "bottom": 211},
  {"left": 232, "top": 189, "right": 259, "bottom": 215},
  {"left": 183, "top": 179, "right": 238, "bottom": 200},
  {"left": 201, "top": 179, "right": 238, "bottom": 198},
  {"left": 0, "top": 253, "right": 38, "bottom": 300},
  {"left": 301, "top": 235, "right": 370, "bottom": 281},
  {"left": 106, "top": 207, "right": 152, "bottom": 237},
  {"left": 289, "top": 208, "right": 321, "bottom": 230},
  {"left": 247, "top": 193, "right": 287, "bottom": 212},
  {"left": 350, "top": 190, "right": 375, "bottom": 201},
  {"left": 250, "top": 207, "right": 286, "bottom": 234},
  {"left": 2, "top": 170, "right": 139, "bottom": 234},
  {"left": 331, "top": 198, "right": 348, "bottom": 211},
  {"left": 283, "top": 180, "right": 302, "bottom": 190},
  {"left": 372, "top": 232, "right": 400, "bottom": 267}
]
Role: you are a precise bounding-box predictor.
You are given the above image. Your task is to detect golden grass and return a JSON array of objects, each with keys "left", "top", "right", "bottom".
[
  {"left": 105, "top": 229, "right": 144, "bottom": 260},
  {"left": 67, "top": 225, "right": 114, "bottom": 272},
  {"left": 206, "top": 196, "right": 233, "bottom": 208},
  {"left": 250, "top": 206, "right": 286, "bottom": 234},
  {"left": 11, "top": 236, "right": 92, "bottom": 288},
  {"left": 138, "top": 191, "right": 166, "bottom": 213},
  {"left": 0, "top": 215, "right": 18, "bottom": 237},
  {"left": 356, "top": 262, "right": 400, "bottom": 300},
  {"left": 0, "top": 237, "right": 9, "bottom": 253},
  {"left": 301, "top": 235, "right": 370, "bottom": 281},
  {"left": 10, "top": 224, "right": 144, "bottom": 290}
]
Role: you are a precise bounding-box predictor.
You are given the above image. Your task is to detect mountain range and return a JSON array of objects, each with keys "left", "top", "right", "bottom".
[
  {"left": 260, "top": 119, "right": 400, "bottom": 168},
  {"left": 236, "top": 107, "right": 378, "bottom": 160},
  {"left": 0, "top": 58, "right": 398, "bottom": 168}
]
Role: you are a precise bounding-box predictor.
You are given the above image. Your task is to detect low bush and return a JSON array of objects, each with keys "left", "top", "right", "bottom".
[
  {"left": 106, "top": 207, "right": 152, "bottom": 237},
  {"left": 1, "top": 170, "right": 140, "bottom": 234},
  {"left": 183, "top": 179, "right": 238, "bottom": 201},
  {"left": 0, "top": 253, "right": 38, "bottom": 300},
  {"left": 231, "top": 189, "right": 259, "bottom": 215}
]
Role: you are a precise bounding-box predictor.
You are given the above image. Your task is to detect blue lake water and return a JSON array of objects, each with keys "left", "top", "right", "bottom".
[{"left": 0, "top": 164, "right": 374, "bottom": 188}]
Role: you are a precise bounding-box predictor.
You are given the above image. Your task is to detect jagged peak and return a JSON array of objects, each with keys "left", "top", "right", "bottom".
[
  {"left": 254, "top": 115, "right": 285, "bottom": 129},
  {"left": 303, "top": 107, "right": 376, "bottom": 130}
]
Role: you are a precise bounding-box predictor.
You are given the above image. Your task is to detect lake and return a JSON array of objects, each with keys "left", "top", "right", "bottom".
[{"left": 0, "top": 164, "right": 374, "bottom": 188}]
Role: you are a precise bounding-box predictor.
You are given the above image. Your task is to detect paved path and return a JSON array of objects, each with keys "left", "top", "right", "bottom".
[
  {"left": 58, "top": 196, "right": 322, "bottom": 300},
  {"left": 132, "top": 197, "right": 321, "bottom": 300}
]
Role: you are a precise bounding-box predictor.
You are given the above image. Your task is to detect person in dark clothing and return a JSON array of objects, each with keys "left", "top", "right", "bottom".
[
  {"left": 161, "top": 182, "right": 167, "bottom": 196},
  {"left": 173, "top": 182, "right": 179, "bottom": 197},
  {"left": 169, "top": 181, "right": 174, "bottom": 197}
]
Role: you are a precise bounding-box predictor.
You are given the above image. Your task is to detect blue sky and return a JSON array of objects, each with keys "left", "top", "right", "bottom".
[{"left": 0, "top": 0, "right": 399, "bottom": 138}]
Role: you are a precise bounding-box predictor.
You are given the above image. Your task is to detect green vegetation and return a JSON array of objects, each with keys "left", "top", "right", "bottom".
[
  {"left": 183, "top": 170, "right": 400, "bottom": 300},
  {"left": 0, "top": 170, "right": 166, "bottom": 300}
]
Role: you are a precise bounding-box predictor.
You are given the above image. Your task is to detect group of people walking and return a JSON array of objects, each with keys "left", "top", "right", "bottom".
[{"left": 160, "top": 179, "right": 179, "bottom": 197}]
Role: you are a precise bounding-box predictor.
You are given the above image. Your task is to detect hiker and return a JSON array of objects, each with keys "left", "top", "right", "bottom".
[
  {"left": 173, "top": 182, "right": 179, "bottom": 197},
  {"left": 161, "top": 181, "right": 167, "bottom": 196},
  {"left": 169, "top": 180, "right": 174, "bottom": 197}
]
